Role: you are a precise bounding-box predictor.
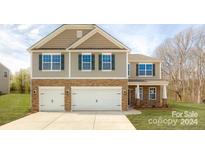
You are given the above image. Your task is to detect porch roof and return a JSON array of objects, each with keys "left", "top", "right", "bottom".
[{"left": 128, "top": 79, "right": 169, "bottom": 86}]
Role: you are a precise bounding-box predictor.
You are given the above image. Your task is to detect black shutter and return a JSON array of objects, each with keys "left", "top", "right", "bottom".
[
  {"left": 99, "top": 54, "right": 102, "bottom": 70},
  {"left": 78, "top": 54, "right": 82, "bottom": 70},
  {"left": 112, "top": 54, "right": 115, "bottom": 70},
  {"left": 153, "top": 64, "right": 155, "bottom": 76},
  {"left": 136, "top": 64, "right": 138, "bottom": 76},
  {"left": 39, "top": 54, "right": 42, "bottom": 70},
  {"left": 61, "top": 54, "right": 64, "bottom": 70},
  {"left": 92, "top": 54, "right": 95, "bottom": 70}
]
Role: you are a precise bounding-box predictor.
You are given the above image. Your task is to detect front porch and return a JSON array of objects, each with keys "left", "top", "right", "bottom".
[{"left": 128, "top": 79, "right": 169, "bottom": 108}]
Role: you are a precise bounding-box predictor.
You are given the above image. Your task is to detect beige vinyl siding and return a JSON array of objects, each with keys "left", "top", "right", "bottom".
[
  {"left": 0, "top": 64, "right": 10, "bottom": 94},
  {"left": 32, "top": 52, "right": 69, "bottom": 77},
  {"left": 39, "top": 29, "right": 92, "bottom": 49},
  {"left": 129, "top": 62, "right": 161, "bottom": 79},
  {"left": 71, "top": 52, "right": 127, "bottom": 77},
  {"left": 74, "top": 33, "right": 122, "bottom": 49}
]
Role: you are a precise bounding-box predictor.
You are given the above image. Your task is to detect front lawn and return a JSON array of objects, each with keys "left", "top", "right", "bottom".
[
  {"left": 127, "top": 102, "right": 205, "bottom": 130},
  {"left": 0, "top": 94, "right": 30, "bottom": 126}
]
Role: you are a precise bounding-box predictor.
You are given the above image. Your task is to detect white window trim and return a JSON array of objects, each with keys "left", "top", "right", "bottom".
[
  {"left": 138, "top": 63, "right": 153, "bottom": 77},
  {"left": 149, "top": 87, "right": 157, "bottom": 100},
  {"left": 128, "top": 63, "right": 130, "bottom": 77},
  {"left": 42, "top": 53, "right": 61, "bottom": 72},
  {"left": 140, "top": 87, "right": 143, "bottom": 100},
  {"left": 102, "top": 53, "right": 112, "bottom": 72},
  {"left": 81, "top": 53, "right": 92, "bottom": 72}
]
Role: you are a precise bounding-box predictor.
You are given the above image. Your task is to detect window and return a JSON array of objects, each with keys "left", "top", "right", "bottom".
[
  {"left": 76, "top": 30, "right": 83, "bottom": 38},
  {"left": 42, "top": 55, "right": 51, "bottom": 70},
  {"left": 102, "top": 53, "right": 112, "bottom": 71},
  {"left": 149, "top": 87, "right": 156, "bottom": 100},
  {"left": 52, "top": 55, "right": 61, "bottom": 70},
  {"left": 138, "top": 63, "right": 153, "bottom": 76},
  {"left": 82, "top": 53, "right": 92, "bottom": 71},
  {"left": 146, "top": 64, "right": 153, "bottom": 76},
  {"left": 128, "top": 63, "right": 130, "bottom": 76},
  {"left": 4, "top": 72, "right": 7, "bottom": 78},
  {"left": 139, "top": 87, "right": 143, "bottom": 100},
  {"left": 42, "top": 53, "right": 61, "bottom": 71}
]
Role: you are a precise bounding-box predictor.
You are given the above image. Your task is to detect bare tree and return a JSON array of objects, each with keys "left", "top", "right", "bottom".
[{"left": 155, "top": 26, "right": 205, "bottom": 103}]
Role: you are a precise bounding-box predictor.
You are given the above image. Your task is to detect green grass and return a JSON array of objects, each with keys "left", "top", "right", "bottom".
[
  {"left": 127, "top": 101, "right": 205, "bottom": 130},
  {"left": 0, "top": 94, "right": 31, "bottom": 126}
]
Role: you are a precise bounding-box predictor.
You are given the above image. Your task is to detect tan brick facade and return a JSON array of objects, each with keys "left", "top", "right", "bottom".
[
  {"left": 31, "top": 79, "right": 128, "bottom": 112},
  {"left": 128, "top": 85, "right": 162, "bottom": 108}
]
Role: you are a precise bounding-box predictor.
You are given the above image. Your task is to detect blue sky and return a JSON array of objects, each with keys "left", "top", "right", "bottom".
[{"left": 0, "top": 24, "right": 197, "bottom": 73}]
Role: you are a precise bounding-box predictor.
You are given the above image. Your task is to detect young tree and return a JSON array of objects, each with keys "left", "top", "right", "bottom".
[{"left": 10, "top": 68, "right": 30, "bottom": 93}]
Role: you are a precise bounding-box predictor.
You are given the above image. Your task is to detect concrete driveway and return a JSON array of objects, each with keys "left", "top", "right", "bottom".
[{"left": 0, "top": 112, "right": 135, "bottom": 130}]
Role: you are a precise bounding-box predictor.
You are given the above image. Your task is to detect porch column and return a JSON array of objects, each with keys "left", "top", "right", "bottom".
[
  {"left": 163, "top": 85, "right": 167, "bottom": 99},
  {"left": 135, "top": 84, "right": 140, "bottom": 107},
  {"left": 162, "top": 85, "right": 168, "bottom": 107}
]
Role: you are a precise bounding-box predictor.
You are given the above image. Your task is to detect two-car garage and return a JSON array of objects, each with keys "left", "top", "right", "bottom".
[{"left": 39, "top": 86, "right": 122, "bottom": 111}]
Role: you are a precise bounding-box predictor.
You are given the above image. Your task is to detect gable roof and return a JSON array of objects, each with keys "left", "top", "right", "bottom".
[
  {"left": 128, "top": 54, "right": 161, "bottom": 62},
  {"left": 28, "top": 24, "right": 95, "bottom": 51},
  {"left": 0, "top": 62, "right": 10, "bottom": 71},
  {"left": 72, "top": 33, "right": 122, "bottom": 49},
  {"left": 68, "top": 25, "right": 129, "bottom": 50},
  {"left": 28, "top": 24, "right": 130, "bottom": 52}
]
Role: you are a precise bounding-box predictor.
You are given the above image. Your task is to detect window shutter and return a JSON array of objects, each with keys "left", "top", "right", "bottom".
[
  {"left": 112, "top": 54, "right": 115, "bottom": 70},
  {"left": 39, "top": 54, "right": 42, "bottom": 70},
  {"left": 99, "top": 54, "right": 102, "bottom": 70},
  {"left": 153, "top": 64, "right": 155, "bottom": 76},
  {"left": 78, "top": 54, "right": 82, "bottom": 70},
  {"left": 92, "top": 54, "right": 95, "bottom": 70},
  {"left": 136, "top": 64, "right": 138, "bottom": 76},
  {"left": 61, "top": 54, "right": 64, "bottom": 70}
]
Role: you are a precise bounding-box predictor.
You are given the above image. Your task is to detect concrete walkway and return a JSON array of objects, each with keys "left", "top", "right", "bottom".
[{"left": 0, "top": 112, "right": 136, "bottom": 130}]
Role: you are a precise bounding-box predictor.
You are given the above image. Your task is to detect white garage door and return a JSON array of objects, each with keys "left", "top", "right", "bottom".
[
  {"left": 71, "top": 87, "right": 122, "bottom": 111},
  {"left": 39, "top": 87, "right": 65, "bottom": 111}
]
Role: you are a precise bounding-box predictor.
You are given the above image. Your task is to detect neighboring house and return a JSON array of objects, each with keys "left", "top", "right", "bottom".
[
  {"left": 28, "top": 24, "right": 168, "bottom": 112},
  {"left": 0, "top": 63, "right": 10, "bottom": 94}
]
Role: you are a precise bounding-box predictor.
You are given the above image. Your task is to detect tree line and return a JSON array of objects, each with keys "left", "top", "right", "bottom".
[
  {"left": 155, "top": 26, "right": 205, "bottom": 103},
  {"left": 10, "top": 68, "right": 30, "bottom": 93}
]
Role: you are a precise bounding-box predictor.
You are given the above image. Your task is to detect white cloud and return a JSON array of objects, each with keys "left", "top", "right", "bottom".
[
  {"left": 0, "top": 25, "right": 34, "bottom": 73},
  {"left": 17, "top": 24, "right": 33, "bottom": 31},
  {"left": 126, "top": 35, "right": 162, "bottom": 56},
  {"left": 100, "top": 24, "right": 163, "bottom": 56},
  {"left": 0, "top": 24, "right": 59, "bottom": 73},
  {"left": 28, "top": 28, "right": 42, "bottom": 40},
  {"left": 30, "top": 28, "right": 39, "bottom": 35},
  {"left": 0, "top": 53, "right": 30, "bottom": 74},
  {"left": 0, "top": 30, "right": 28, "bottom": 52}
]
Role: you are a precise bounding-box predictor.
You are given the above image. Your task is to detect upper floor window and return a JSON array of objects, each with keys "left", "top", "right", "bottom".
[
  {"left": 128, "top": 63, "right": 130, "bottom": 76},
  {"left": 149, "top": 87, "right": 156, "bottom": 100},
  {"left": 102, "top": 53, "right": 112, "bottom": 71},
  {"left": 4, "top": 72, "right": 7, "bottom": 78},
  {"left": 42, "top": 53, "right": 61, "bottom": 71},
  {"left": 82, "top": 53, "right": 92, "bottom": 71},
  {"left": 138, "top": 63, "right": 153, "bottom": 76}
]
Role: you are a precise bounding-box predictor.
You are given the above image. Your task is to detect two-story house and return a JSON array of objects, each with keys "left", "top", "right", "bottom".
[
  {"left": 0, "top": 63, "right": 10, "bottom": 94},
  {"left": 28, "top": 24, "right": 168, "bottom": 112}
]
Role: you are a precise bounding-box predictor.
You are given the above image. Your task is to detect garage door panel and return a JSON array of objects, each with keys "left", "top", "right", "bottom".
[
  {"left": 72, "top": 87, "right": 122, "bottom": 111},
  {"left": 39, "top": 87, "right": 65, "bottom": 111}
]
